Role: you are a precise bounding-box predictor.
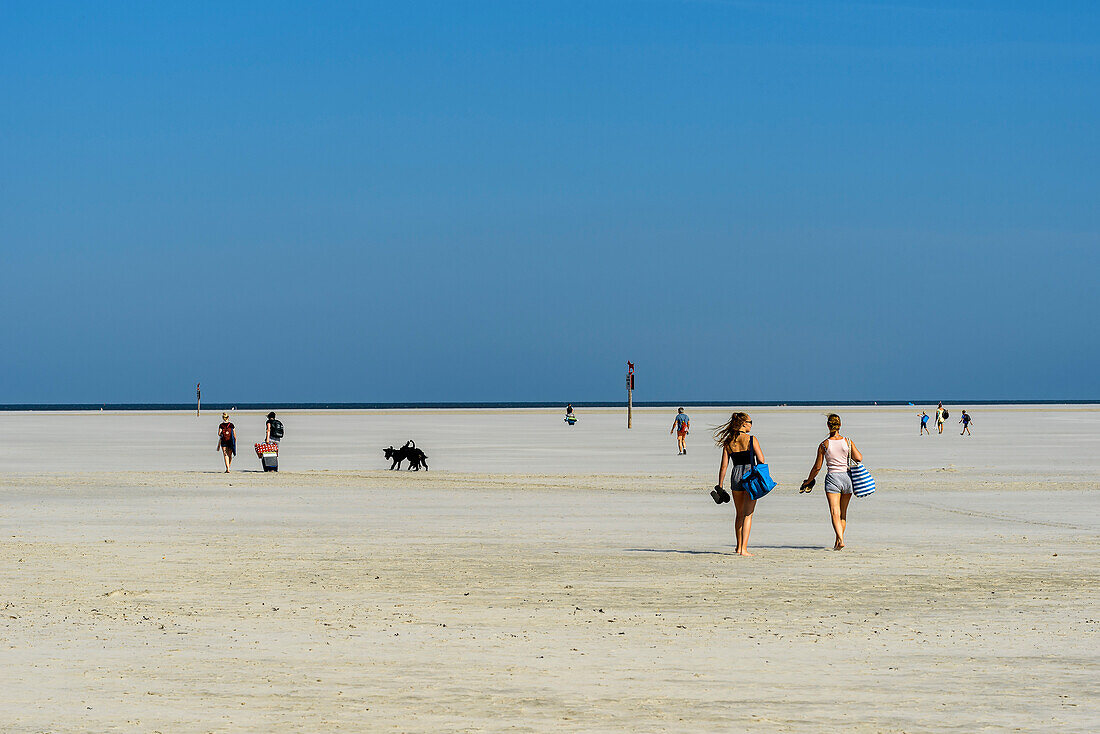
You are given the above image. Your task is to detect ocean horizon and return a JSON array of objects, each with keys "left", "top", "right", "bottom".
[{"left": 0, "top": 399, "right": 1096, "bottom": 411}]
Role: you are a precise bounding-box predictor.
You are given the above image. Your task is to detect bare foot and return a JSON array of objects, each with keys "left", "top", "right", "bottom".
[
  {"left": 833, "top": 540, "right": 844, "bottom": 550},
  {"left": 738, "top": 550, "right": 755, "bottom": 556}
]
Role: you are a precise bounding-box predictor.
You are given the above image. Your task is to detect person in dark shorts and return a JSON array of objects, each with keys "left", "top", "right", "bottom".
[
  {"left": 919, "top": 411, "right": 930, "bottom": 436},
  {"left": 671, "top": 408, "right": 690, "bottom": 454},
  {"left": 960, "top": 410, "right": 972, "bottom": 435},
  {"left": 217, "top": 412, "right": 236, "bottom": 472}
]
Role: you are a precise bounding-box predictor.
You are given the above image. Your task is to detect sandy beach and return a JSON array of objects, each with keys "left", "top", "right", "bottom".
[{"left": 1, "top": 406, "right": 1097, "bottom": 732}]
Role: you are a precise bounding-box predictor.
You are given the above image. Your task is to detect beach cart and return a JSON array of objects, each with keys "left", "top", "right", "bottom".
[{"left": 255, "top": 442, "right": 279, "bottom": 472}]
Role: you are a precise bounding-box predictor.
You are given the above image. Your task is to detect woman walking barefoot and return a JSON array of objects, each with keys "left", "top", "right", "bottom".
[
  {"left": 713, "top": 412, "right": 767, "bottom": 556},
  {"left": 801, "top": 414, "right": 862, "bottom": 550}
]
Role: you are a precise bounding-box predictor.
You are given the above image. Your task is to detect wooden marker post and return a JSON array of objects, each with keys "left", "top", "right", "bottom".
[
  {"left": 196, "top": 382, "right": 201, "bottom": 417},
  {"left": 627, "top": 362, "right": 635, "bottom": 428}
]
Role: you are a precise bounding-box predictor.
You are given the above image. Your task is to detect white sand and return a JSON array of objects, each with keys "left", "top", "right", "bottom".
[{"left": 1, "top": 406, "right": 1097, "bottom": 732}]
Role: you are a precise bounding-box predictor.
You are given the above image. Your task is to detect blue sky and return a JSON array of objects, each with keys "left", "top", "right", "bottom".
[{"left": 2, "top": 1, "right": 1097, "bottom": 403}]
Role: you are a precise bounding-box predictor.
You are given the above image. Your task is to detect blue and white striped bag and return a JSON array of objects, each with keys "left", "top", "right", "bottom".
[{"left": 846, "top": 438, "right": 875, "bottom": 497}]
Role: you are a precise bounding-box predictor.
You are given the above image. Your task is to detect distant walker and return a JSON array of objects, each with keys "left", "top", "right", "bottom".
[{"left": 671, "top": 407, "right": 690, "bottom": 454}]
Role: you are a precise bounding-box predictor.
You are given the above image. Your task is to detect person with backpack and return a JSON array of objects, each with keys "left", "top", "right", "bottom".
[
  {"left": 265, "top": 412, "right": 284, "bottom": 443},
  {"left": 712, "top": 412, "right": 767, "bottom": 556},
  {"left": 217, "top": 412, "right": 236, "bottom": 472},
  {"left": 960, "top": 410, "right": 972, "bottom": 436}
]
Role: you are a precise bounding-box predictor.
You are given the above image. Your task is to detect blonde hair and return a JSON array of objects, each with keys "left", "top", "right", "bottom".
[
  {"left": 827, "top": 413, "right": 841, "bottom": 434},
  {"left": 714, "top": 412, "right": 751, "bottom": 449}
]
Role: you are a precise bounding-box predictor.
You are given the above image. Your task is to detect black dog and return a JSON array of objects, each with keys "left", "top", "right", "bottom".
[
  {"left": 384, "top": 440, "right": 429, "bottom": 471},
  {"left": 405, "top": 441, "right": 428, "bottom": 471},
  {"left": 383, "top": 444, "right": 406, "bottom": 469}
]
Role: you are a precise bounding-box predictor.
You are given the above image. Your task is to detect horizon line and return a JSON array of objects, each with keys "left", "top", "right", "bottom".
[{"left": 0, "top": 399, "right": 1096, "bottom": 412}]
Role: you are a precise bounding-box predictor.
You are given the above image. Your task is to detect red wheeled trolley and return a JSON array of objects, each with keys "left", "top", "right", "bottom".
[{"left": 255, "top": 442, "right": 279, "bottom": 472}]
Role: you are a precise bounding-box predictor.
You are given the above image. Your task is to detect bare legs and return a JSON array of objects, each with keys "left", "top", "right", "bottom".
[
  {"left": 827, "top": 492, "right": 852, "bottom": 549},
  {"left": 222, "top": 446, "right": 233, "bottom": 472},
  {"left": 677, "top": 434, "right": 686, "bottom": 454},
  {"left": 731, "top": 490, "right": 757, "bottom": 556}
]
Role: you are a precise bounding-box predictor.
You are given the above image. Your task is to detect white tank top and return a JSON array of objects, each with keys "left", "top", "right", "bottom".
[{"left": 824, "top": 437, "right": 850, "bottom": 474}]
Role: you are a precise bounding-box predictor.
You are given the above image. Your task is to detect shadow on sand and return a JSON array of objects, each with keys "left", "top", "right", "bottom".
[
  {"left": 625, "top": 548, "right": 738, "bottom": 557},
  {"left": 626, "top": 545, "right": 826, "bottom": 555},
  {"left": 204, "top": 470, "right": 273, "bottom": 474}
]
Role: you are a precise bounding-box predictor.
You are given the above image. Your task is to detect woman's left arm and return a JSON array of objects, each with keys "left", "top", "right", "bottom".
[
  {"left": 850, "top": 441, "right": 863, "bottom": 463},
  {"left": 753, "top": 439, "right": 765, "bottom": 464}
]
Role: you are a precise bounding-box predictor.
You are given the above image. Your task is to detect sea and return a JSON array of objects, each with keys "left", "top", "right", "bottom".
[{"left": 0, "top": 400, "right": 1095, "bottom": 411}]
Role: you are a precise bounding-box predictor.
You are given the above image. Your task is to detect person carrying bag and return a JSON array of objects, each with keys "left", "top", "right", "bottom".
[
  {"left": 713, "top": 412, "right": 775, "bottom": 556},
  {"left": 801, "top": 413, "right": 868, "bottom": 550}
]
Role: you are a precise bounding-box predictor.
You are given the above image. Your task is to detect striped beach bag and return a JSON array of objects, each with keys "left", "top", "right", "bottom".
[{"left": 847, "top": 438, "right": 875, "bottom": 497}]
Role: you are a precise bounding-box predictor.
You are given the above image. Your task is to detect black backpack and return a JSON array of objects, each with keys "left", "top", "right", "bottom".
[{"left": 269, "top": 419, "right": 284, "bottom": 440}]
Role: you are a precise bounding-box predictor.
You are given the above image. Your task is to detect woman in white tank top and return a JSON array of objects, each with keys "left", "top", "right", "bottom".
[{"left": 801, "top": 413, "right": 863, "bottom": 550}]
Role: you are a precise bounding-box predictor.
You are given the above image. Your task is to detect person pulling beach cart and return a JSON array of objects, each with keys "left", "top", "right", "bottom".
[{"left": 255, "top": 441, "right": 279, "bottom": 472}]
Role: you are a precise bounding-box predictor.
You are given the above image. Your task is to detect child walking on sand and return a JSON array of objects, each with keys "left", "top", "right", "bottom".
[{"left": 919, "top": 411, "right": 930, "bottom": 435}]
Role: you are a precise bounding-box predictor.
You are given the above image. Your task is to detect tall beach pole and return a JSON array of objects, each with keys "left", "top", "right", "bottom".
[{"left": 627, "top": 362, "right": 634, "bottom": 429}]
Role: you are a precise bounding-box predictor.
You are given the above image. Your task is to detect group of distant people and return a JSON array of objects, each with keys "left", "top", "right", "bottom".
[
  {"left": 208, "top": 401, "right": 976, "bottom": 552},
  {"left": 216, "top": 412, "right": 283, "bottom": 472},
  {"left": 918, "top": 402, "right": 972, "bottom": 436}
]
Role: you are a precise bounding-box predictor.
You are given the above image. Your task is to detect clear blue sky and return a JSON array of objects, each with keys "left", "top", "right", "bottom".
[{"left": 2, "top": 1, "right": 1097, "bottom": 403}]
